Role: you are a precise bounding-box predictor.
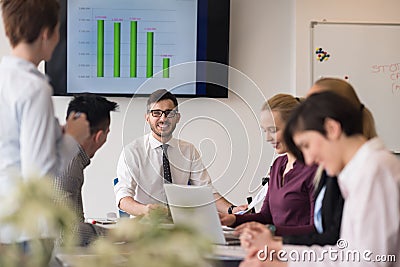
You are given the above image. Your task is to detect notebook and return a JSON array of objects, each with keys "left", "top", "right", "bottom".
[{"left": 164, "top": 184, "right": 241, "bottom": 246}]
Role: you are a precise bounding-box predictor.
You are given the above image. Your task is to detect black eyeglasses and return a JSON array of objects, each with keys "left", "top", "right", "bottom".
[{"left": 149, "top": 109, "right": 178, "bottom": 118}]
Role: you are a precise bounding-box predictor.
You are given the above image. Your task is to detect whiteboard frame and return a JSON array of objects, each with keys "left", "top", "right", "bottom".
[
  {"left": 310, "top": 21, "right": 400, "bottom": 151},
  {"left": 310, "top": 21, "right": 400, "bottom": 87}
]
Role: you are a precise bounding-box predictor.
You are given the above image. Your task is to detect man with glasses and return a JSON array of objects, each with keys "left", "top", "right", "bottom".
[{"left": 114, "top": 89, "right": 237, "bottom": 216}]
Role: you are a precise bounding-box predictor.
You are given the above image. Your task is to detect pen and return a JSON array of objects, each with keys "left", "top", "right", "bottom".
[{"left": 88, "top": 219, "right": 116, "bottom": 225}]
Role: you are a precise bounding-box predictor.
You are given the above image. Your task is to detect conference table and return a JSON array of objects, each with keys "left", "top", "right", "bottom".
[
  {"left": 50, "top": 220, "right": 245, "bottom": 267},
  {"left": 50, "top": 219, "right": 245, "bottom": 267},
  {"left": 51, "top": 244, "right": 244, "bottom": 267}
]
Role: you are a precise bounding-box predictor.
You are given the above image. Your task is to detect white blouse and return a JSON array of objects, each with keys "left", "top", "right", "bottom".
[{"left": 285, "top": 138, "right": 400, "bottom": 267}]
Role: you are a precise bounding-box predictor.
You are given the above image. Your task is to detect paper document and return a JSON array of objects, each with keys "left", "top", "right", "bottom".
[{"left": 234, "top": 182, "right": 269, "bottom": 215}]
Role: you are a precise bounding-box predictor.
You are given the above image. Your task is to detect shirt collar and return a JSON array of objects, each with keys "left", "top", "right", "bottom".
[
  {"left": 148, "top": 133, "right": 177, "bottom": 149},
  {"left": 278, "top": 154, "right": 298, "bottom": 170},
  {"left": 77, "top": 145, "right": 91, "bottom": 168},
  {"left": 338, "top": 137, "right": 384, "bottom": 198},
  {"left": 1, "top": 55, "right": 49, "bottom": 81}
]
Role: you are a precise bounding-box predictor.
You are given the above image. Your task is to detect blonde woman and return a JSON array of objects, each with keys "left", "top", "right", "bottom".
[
  {"left": 309, "top": 77, "right": 377, "bottom": 139},
  {"left": 220, "top": 94, "right": 317, "bottom": 236}
]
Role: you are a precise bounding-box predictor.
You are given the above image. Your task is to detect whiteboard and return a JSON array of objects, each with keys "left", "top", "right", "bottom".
[{"left": 311, "top": 22, "right": 400, "bottom": 151}]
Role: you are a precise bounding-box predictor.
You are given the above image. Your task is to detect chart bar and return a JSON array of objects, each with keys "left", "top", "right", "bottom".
[
  {"left": 146, "top": 32, "right": 154, "bottom": 78},
  {"left": 97, "top": 20, "right": 104, "bottom": 77},
  {"left": 130, "top": 21, "right": 138, "bottom": 78},
  {"left": 114, "top": 22, "right": 121, "bottom": 77},
  {"left": 163, "top": 58, "right": 170, "bottom": 78}
]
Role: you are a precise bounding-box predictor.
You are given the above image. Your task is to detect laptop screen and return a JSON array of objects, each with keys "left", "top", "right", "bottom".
[{"left": 164, "top": 184, "right": 227, "bottom": 245}]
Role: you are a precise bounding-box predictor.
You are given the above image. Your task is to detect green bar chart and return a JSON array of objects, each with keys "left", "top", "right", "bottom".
[
  {"left": 130, "top": 21, "right": 137, "bottom": 78},
  {"left": 113, "top": 22, "right": 121, "bottom": 77},
  {"left": 97, "top": 20, "right": 104, "bottom": 77},
  {"left": 67, "top": 2, "right": 198, "bottom": 94},
  {"left": 146, "top": 32, "right": 154, "bottom": 78},
  {"left": 163, "top": 58, "right": 170, "bottom": 78},
  {"left": 94, "top": 18, "right": 172, "bottom": 79}
]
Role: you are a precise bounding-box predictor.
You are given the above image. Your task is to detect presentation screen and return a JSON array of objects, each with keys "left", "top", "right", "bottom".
[{"left": 46, "top": 0, "right": 230, "bottom": 97}]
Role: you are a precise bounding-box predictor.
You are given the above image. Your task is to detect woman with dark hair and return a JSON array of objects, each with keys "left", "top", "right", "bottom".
[{"left": 239, "top": 91, "right": 400, "bottom": 267}]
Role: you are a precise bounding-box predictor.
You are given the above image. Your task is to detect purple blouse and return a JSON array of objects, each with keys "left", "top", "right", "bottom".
[{"left": 233, "top": 155, "right": 317, "bottom": 236}]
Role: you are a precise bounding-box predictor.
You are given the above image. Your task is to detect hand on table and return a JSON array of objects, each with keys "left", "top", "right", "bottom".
[
  {"left": 218, "top": 212, "right": 236, "bottom": 226},
  {"left": 239, "top": 248, "right": 287, "bottom": 267},
  {"left": 235, "top": 222, "right": 282, "bottom": 252},
  {"left": 144, "top": 203, "right": 168, "bottom": 216}
]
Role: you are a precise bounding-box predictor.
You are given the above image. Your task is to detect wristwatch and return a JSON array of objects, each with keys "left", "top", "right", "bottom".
[
  {"left": 266, "top": 224, "right": 276, "bottom": 235},
  {"left": 228, "top": 205, "right": 236, "bottom": 214}
]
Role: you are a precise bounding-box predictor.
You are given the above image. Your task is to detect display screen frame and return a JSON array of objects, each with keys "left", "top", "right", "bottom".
[{"left": 46, "top": 0, "right": 230, "bottom": 98}]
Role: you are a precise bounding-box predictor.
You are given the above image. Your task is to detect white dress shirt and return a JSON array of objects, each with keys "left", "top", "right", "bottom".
[
  {"left": 0, "top": 56, "right": 79, "bottom": 243},
  {"left": 285, "top": 138, "right": 400, "bottom": 267},
  {"left": 115, "top": 133, "right": 212, "bottom": 206}
]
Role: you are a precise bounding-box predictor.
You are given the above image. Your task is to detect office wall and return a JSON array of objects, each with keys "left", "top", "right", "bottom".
[
  {"left": 69, "top": 0, "right": 400, "bottom": 218},
  {"left": 295, "top": 0, "right": 400, "bottom": 96},
  {"left": 0, "top": 1, "right": 295, "bottom": 218},
  {"left": 74, "top": 0, "right": 293, "bottom": 217},
  {"left": 1, "top": 0, "right": 398, "bottom": 218}
]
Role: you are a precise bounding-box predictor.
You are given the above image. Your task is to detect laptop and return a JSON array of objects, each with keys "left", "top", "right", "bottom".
[{"left": 164, "top": 184, "right": 241, "bottom": 246}]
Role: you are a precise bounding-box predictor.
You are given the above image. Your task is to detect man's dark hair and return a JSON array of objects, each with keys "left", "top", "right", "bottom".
[
  {"left": 67, "top": 94, "right": 118, "bottom": 134},
  {"left": 147, "top": 89, "right": 178, "bottom": 111},
  {"left": 284, "top": 91, "right": 363, "bottom": 163}
]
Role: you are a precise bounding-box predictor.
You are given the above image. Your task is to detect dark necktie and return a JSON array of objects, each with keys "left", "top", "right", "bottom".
[{"left": 161, "top": 144, "right": 172, "bottom": 183}]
